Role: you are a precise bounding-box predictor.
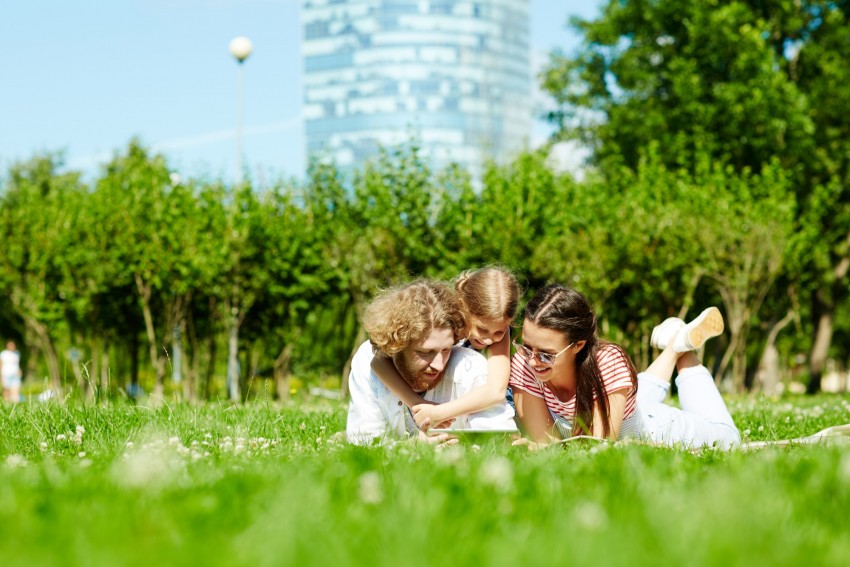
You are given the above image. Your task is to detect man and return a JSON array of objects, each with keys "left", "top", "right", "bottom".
[
  {"left": 346, "top": 279, "right": 516, "bottom": 444},
  {"left": 1, "top": 341, "right": 23, "bottom": 403}
]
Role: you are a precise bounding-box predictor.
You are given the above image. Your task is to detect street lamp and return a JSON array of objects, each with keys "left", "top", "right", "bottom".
[{"left": 229, "top": 36, "right": 253, "bottom": 184}]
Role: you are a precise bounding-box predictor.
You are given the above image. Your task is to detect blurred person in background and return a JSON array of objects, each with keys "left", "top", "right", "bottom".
[{"left": 1, "top": 341, "right": 23, "bottom": 403}]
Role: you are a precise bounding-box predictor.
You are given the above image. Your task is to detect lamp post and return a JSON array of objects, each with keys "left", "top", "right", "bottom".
[{"left": 229, "top": 36, "right": 253, "bottom": 184}]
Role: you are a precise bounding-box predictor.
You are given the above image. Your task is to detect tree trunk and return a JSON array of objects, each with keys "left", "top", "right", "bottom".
[
  {"left": 755, "top": 311, "right": 795, "bottom": 395},
  {"left": 70, "top": 357, "right": 84, "bottom": 397},
  {"left": 245, "top": 344, "right": 261, "bottom": 402},
  {"left": 274, "top": 342, "right": 295, "bottom": 402},
  {"left": 24, "top": 331, "right": 40, "bottom": 386},
  {"left": 92, "top": 339, "right": 101, "bottom": 402},
  {"left": 27, "top": 318, "right": 62, "bottom": 398},
  {"left": 129, "top": 332, "right": 140, "bottom": 401},
  {"left": 185, "top": 310, "right": 199, "bottom": 403},
  {"left": 809, "top": 230, "right": 850, "bottom": 394},
  {"left": 732, "top": 330, "right": 748, "bottom": 393},
  {"left": 807, "top": 309, "right": 833, "bottom": 394},
  {"left": 204, "top": 332, "right": 216, "bottom": 401},
  {"left": 227, "top": 314, "right": 241, "bottom": 402},
  {"left": 135, "top": 274, "right": 164, "bottom": 401},
  {"left": 100, "top": 340, "right": 110, "bottom": 403}
]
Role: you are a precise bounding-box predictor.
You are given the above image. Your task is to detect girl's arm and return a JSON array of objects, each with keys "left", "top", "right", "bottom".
[
  {"left": 370, "top": 355, "right": 428, "bottom": 409},
  {"left": 590, "top": 387, "right": 629, "bottom": 439},
  {"left": 511, "top": 386, "right": 559, "bottom": 445},
  {"left": 411, "top": 333, "right": 511, "bottom": 427}
]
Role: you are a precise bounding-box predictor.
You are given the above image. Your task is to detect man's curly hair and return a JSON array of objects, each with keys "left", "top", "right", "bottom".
[{"left": 363, "top": 279, "right": 468, "bottom": 356}]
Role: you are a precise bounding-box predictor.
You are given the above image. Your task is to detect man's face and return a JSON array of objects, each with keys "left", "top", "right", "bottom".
[{"left": 393, "top": 327, "right": 455, "bottom": 393}]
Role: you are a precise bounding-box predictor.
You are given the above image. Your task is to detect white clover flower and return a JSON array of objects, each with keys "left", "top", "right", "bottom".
[
  {"left": 56, "top": 434, "right": 67, "bottom": 441},
  {"left": 39, "top": 442, "right": 48, "bottom": 451},
  {"left": 78, "top": 451, "right": 86, "bottom": 458},
  {"left": 574, "top": 500, "right": 608, "bottom": 530},
  {"left": 436, "top": 445, "right": 464, "bottom": 465},
  {"left": 358, "top": 471, "right": 383, "bottom": 504},
  {"left": 479, "top": 456, "right": 513, "bottom": 492},
  {"left": 299, "top": 422, "right": 307, "bottom": 431},
  {"left": 168, "top": 437, "right": 180, "bottom": 446},
  {"left": 76, "top": 425, "right": 86, "bottom": 435},
  {"left": 589, "top": 443, "right": 610, "bottom": 455},
  {"left": 125, "top": 441, "right": 134, "bottom": 448},
  {"left": 113, "top": 448, "right": 184, "bottom": 489},
  {"left": 5, "top": 454, "right": 27, "bottom": 468}
]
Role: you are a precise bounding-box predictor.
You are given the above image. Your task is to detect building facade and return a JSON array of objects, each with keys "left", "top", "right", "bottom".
[{"left": 302, "top": 0, "right": 531, "bottom": 177}]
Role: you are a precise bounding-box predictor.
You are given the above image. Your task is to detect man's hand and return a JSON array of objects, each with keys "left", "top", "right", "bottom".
[{"left": 412, "top": 404, "right": 454, "bottom": 430}]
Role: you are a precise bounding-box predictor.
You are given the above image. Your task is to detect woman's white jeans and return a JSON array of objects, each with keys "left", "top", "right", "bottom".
[{"left": 636, "top": 365, "right": 740, "bottom": 449}]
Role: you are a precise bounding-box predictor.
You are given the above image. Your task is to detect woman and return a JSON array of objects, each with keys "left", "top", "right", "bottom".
[{"left": 510, "top": 284, "right": 740, "bottom": 449}]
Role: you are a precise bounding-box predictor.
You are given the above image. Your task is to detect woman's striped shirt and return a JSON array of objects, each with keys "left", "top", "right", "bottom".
[{"left": 509, "top": 343, "right": 638, "bottom": 437}]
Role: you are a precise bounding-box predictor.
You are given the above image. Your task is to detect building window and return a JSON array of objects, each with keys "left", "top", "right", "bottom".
[
  {"left": 305, "top": 52, "right": 354, "bottom": 72},
  {"left": 305, "top": 21, "right": 329, "bottom": 39}
]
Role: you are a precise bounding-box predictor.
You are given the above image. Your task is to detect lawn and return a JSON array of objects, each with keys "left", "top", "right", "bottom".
[{"left": 1, "top": 395, "right": 849, "bottom": 567}]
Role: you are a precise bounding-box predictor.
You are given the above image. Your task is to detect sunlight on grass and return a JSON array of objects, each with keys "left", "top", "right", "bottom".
[{"left": 1, "top": 395, "right": 849, "bottom": 567}]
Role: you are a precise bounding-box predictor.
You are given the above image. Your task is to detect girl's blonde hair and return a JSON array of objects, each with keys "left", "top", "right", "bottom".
[
  {"left": 364, "top": 279, "right": 468, "bottom": 356},
  {"left": 454, "top": 266, "right": 521, "bottom": 322}
]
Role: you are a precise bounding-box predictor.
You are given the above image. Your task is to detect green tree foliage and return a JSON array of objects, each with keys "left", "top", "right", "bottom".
[
  {"left": 0, "top": 154, "right": 86, "bottom": 395},
  {"left": 95, "top": 140, "right": 216, "bottom": 399},
  {"left": 542, "top": 0, "right": 850, "bottom": 391},
  {"left": 0, "top": 136, "right": 824, "bottom": 398}
]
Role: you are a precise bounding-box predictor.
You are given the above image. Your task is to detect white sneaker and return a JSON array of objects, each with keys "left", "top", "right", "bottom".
[
  {"left": 671, "top": 307, "right": 724, "bottom": 352},
  {"left": 651, "top": 317, "right": 685, "bottom": 350}
]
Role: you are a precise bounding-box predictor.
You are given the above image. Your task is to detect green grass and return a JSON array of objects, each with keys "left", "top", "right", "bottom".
[{"left": 1, "top": 395, "right": 849, "bottom": 567}]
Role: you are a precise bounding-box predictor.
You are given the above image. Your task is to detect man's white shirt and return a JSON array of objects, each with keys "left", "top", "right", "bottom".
[{"left": 346, "top": 341, "right": 517, "bottom": 444}]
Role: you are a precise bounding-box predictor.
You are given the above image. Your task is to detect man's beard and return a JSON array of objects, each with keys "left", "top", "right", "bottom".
[{"left": 393, "top": 356, "right": 443, "bottom": 393}]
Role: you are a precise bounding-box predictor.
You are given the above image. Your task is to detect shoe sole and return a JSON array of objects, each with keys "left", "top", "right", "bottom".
[{"left": 686, "top": 307, "right": 724, "bottom": 350}]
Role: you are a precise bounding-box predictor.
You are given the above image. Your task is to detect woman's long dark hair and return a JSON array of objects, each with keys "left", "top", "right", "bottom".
[{"left": 524, "top": 284, "right": 637, "bottom": 437}]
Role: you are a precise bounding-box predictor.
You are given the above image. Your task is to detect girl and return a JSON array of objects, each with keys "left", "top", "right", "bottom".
[
  {"left": 371, "top": 266, "right": 520, "bottom": 429},
  {"left": 510, "top": 284, "right": 739, "bottom": 449}
]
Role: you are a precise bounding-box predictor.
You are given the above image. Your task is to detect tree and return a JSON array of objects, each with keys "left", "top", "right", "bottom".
[
  {"left": 0, "top": 153, "right": 85, "bottom": 396},
  {"left": 542, "top": 0, "right": 850, "bottom": 389},
  {"left": 96, "top": 140, "right": 210, "bottom": 400}
]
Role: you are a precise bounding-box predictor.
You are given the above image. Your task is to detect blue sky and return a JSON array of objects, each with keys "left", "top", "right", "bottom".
[{"left": 0, "top": 1, "right": 601, "bottom": 183}]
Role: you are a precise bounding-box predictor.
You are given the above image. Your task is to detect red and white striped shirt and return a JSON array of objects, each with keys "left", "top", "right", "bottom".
[{"left": 509, "top": 343, "right": 637, "bottom": 422}]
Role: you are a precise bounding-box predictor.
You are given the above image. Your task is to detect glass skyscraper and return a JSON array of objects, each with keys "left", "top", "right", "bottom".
[{"left": 302, "top": 0, "right": 531, "bottom": 177}]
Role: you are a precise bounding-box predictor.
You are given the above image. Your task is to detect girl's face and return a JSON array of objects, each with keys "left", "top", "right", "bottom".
[
  {"left": 518, "top": 319, "right": 580, "bottom": 384},
  {"left": 467, "top": 316, "right": 511, "bottom": 350}
]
